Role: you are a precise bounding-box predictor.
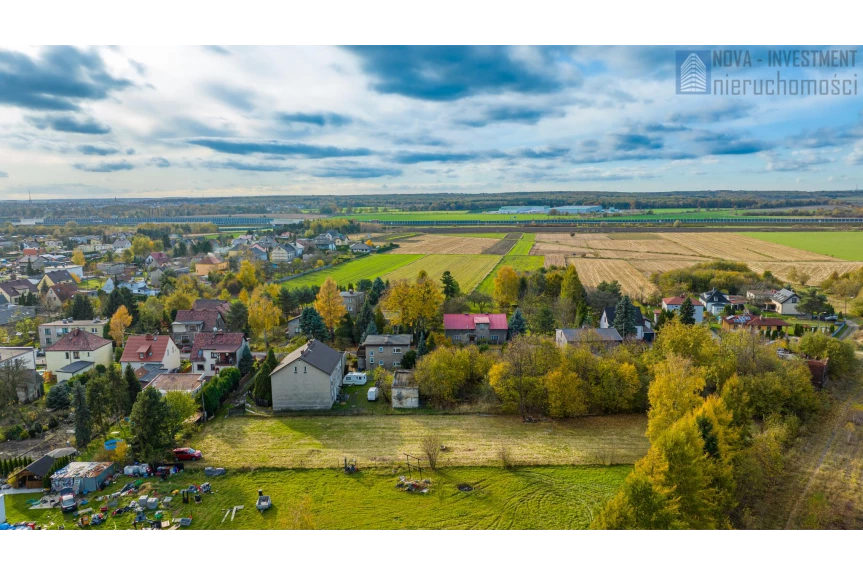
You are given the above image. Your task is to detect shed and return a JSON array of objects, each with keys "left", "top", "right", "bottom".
[
  {"left": 50, "top": 461, "right": 114, "bottom": 494},
  {"left": 391, "top": 370, "right": 419, "bottom": 409},
  {"left": 8, "top": 455, "right": 56, "bottom": 489}
]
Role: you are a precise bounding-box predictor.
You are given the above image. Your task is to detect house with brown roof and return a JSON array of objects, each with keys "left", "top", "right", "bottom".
[
  {"left": 190, "top": 332, "right": 249, "bottom": 377},
  {"left": 45, "top": 282, "right": 79, "bottom": 309},
  {"left": 195, "top": 255, "right": 227, "bottom": 276},
  {"left": 120, "top": 334, "right": 181, "bottom": 372},
  {"left": 171, "top": 309, "right": 226, "bottom": 347},
  {"left": 144, "top": 251, "right": 171, "bottom": 268},
  {"left": 270, "top": 339, "right": 345, "bottom": 410},
  {"left": 0, "top": 278, "right": 36, "bottom": 304},
  {"left": 148, "top": 372, "right": 204, "bottom": 396},
  {"left": 192, "top": 298, "right": 231, "bottom": 317},
  {"left": 45, "top": 328, "right": 113, "bottom": 382},
  {"left": 720, "top": 314, "right": 790, "bottom": 334}
]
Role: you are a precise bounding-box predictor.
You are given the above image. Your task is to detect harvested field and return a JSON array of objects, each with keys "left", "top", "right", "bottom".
[
  {"left": 592, "top": 250, "right": 707, "bottom": 261},
  {"left": 535, "top": 232, "right": 611, "bottom": 244},
  {"left": 391, "top": 234, "right": 499, "bottom": 255},
  {"left": 483, "top": 239, "right": 517, "bottom": 255},
  {"left": 747, "top": 261, "right": 863, "bottom": 286},
  {"left": 568, "top": 258, "right": 659, "bottom": 298},
  {"left": 384, "top": 254, "right": 501, "bottom": 292},
  {"left": 586, "top": 239, "right": 699, "bottom": 256},
  {"left": 630, "top": 259, "right": 703, "bottom": 276},
  {"left": 544, "top": 254, "right": 566, "bottom": 267}
]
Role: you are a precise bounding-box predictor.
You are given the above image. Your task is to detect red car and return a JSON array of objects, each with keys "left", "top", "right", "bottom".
[{"left": 173, "top": 447, "right": 203, "bottom": 461}]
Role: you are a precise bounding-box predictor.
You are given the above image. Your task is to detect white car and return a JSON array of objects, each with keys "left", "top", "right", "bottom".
[{"left": 342, "top": 372, "right": 368, "bottom": 386}]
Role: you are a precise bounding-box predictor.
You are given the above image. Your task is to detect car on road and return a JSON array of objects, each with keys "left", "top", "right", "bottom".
[
  {"left": 173, "top": 447, "right": 203, "bottom": 461},
  {"left": 180, "top": 346, "right": 192, "bottom": 353},
  {"left": 342, "top": 372, "right": 367, "bottom": 386}
]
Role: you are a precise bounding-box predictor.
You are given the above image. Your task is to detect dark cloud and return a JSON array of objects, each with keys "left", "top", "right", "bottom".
[
  {"left": 668, "top": 101, "right": 755, "bottom": 124},
  {"left": 456, "top": 104, "right": 564, "bottom": 127},
  {"left": 73, "top": 159, "right": 135, "bottom": 172},
  {"left": 27, "top": 113, "right": 112, "bottom": 134},
  {"left": 346, "top": 46, "right": 578, "bottom": 101},
  {"left": 695, "top": 131, "right": 773, "bottom": 155},
  {"left": 391, "top": 151, "right": 483, "bottom": 164},
  {"left": 77, "top": 143, "right": 122, "bottom": 156},
  {"left": 276, "top": 112, "right": 353, "bottom": 127},
  {"left": 312, "top": 165, "right": 402, "bottom": 178},
  {"left": 791, "top": 125, "right": 863, "bottom": 149},
  {"left": 207, "top": 83, "right": 256, "bottom": 111},
  {"left": 644, "top": 123, "right": 689, "bottom": 133},
  {"left": 187, "top": 138, "right": 373, "bottom": 158},
  {"left": 0, "top": 46, "right": 132, "bottom": 111}
]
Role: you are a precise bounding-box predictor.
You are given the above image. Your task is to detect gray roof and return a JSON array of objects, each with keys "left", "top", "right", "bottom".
[
  {"left": 558, "top": 328, "right": 623, "bottom": 343},
  {"left": 272, "top": 339, "right": 343, "bottom": 376},
  {"left": 57, "top": 360, "right": 94, "bottom": 373},
  {"left": 46, "top": 447, "right": 77, "bottom": 458},
  {"left": 363, "top": 334, "right": 413, "bottom": 346},
  {"left": 772, "top": 288, "right": 797, "bottom": 304},
  {"left": 26, "top": 454, "right": 56, "bottom": 477}
]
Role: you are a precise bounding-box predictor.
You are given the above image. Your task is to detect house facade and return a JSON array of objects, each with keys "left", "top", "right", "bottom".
[
  {"left": 189, "top": 332, "right": 249, "bottom": 377},
  {"left": 39, "top": 318, "right": 108, "bottom": 349},
  {"left": 270, "top": 339, "right": 345, "bottom": 410},
  {"left": 358, "top": 334, "right": 413, "bottom": 370},
  {"left": 341, "top": 289, "right": 365, "bottom": 315},
  {"left": 555, "top": 328, "right": 623, "bottom": 349},
  {"left": 45, "top": 329, "right": 113, "bottom": 382},
  {"left": 661, "top": 297, "right": 705, "bottom": 324},
  {"left": 443, "top": 313, "right": 508, "bottom": 344},
  {"left": 700, "top": 288, "right": 731, "bottom": 315},
  {"left": 195, "top": 255, "right": 227, "bottom": 276},
  {"left": 120, "top": 334, "right": 181, "bottom": 372},
  {"left": 599, "top": 306, "right": 654, "bottom": 341},
  {"left": 0, "top": 347, "right": 41, "bottom": 403},
  {"left": 0, "top": 279, "right": 36, "bottom": 304},
  {"left": 171, "top": 309, "right": 226, "bottom": 347}
]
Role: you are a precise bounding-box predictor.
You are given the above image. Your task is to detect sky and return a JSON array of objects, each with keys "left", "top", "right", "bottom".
[{"left": 1, "top": 45, "right": 862, "bottom": 200}]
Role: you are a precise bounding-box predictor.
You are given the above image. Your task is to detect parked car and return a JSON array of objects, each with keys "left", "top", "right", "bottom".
[
  {"left": 823, "top": 315, "right": 838, "bottom": 322},
  {"left": 173, "top": 447, "right": 203, "bottom": 461},
  {"left": 342, "top": 372, "right": 367, "bottom": 386},
  {"left": 180, "top": 346, "right": 192, "bottom": 353},
  {"left": 60, "top": 488, "right": 77, "bottom": 513}
]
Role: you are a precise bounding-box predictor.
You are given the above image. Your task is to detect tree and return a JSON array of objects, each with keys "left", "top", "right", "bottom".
[
  {"left": 798, "top": 332, "right": 856, "bottom": 377},
  {"left": 130, "top": 387, "right": 172, "bottom": 463},
  {"left": 164, "top": 391, "right": 197, "bottom": 441},
  {"left": 798, "top": 287, "right": 828, "bottom": 319},
  {"left": 0, "top": 358, "right": 33, "bottom": 424},
  {"left": 137, "top": 296, "right": 164, "bottom": 333},
  {"left": 416, "top": 332, "right": 427, "bottom": 357},
  {"left": 109, "top": 305, "right": 132, "bottom": 346},
  {"left": 678, "top": 297, "right": 696, "bottom": 325},
  {"left": 646, "top": 356, "right": 705, "bottom": 442},
  {"left": 278, "top": 286, "right": 297, "bottom": 320},
  {"left": 441, "top": 271, "right": 460, "bottom": 299},
  {"left": 467, "top": 291, "right": 493, "bottom": 313},
  {"left": 46, "top": 381, "right": 71, "bottom": 410},
  {"left": 238, "top": 345, "right": 254, "bottom": 375},
  {"left": 227, "top": 301, "right": 249, "bottom": 333},
  {"left": 612, "top": 296, "right": 637, "bottom": 338},
  {"left": 253, "top": 349, "right": 278, "bottom": 403},
  {"left": 237, "top": 260, "right": 258, "bottom": 291},
  {"left": 86, "top": 373, "right": 112, "bottom": 438},
  {"left": 71, "top": 293, "right": 95, "bottom": 320},
  {"left": 531, "top": 305, "right": 555, "bottom": 335},
  {"left": 400, "top": 349, "right": 418, "bottom": 369},
  {"left": 590, "top": 280, "right": 623, "bottom": 309},
  {"left": 421, "top": 435, "right": 442, "bottom": 470},
  {"left": 71, "top": 248, "right": 86, "bottom": 266},
  {"left": 509, "top": 308, "right": 527, "bottom": 336},
  {"left": 369, "top": 277, "right": 386, "bottom": 306},
  {"left": 335, "top": 312, "right": 355, "bottom": 344},
  {"left": 248, "top": 287, "right": 280, "bottom": 347},
  {"left": 354, "top": 301, "right": 374, "bottom": 343},
  {"left": 560, "top": 264, "right": 586, "bottom": 306},
  {"left": 72, "top": 381, "right": 91, "bottom": 449},
  {"left": 300, "top": 306, "right": 329, "bottom": 341},
  {"left": 493, "top": 266, "right": 520, "bottom": 310},
  {"left": 488, "top": 335, "right": 558, "bottom": 418},
  {"left": 124, "top": 363, "right": 141, "bottom": 413},
  {"left": 315, "top": 277, "right": 347, "bottom": 335}
]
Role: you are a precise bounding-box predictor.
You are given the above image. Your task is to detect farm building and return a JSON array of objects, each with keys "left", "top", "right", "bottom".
[
  {"left": 496, "top": 205, "right": 550, "bottom": 214},
  {"left": 270, "top": 339, "right": 345, "bottom": 411},
  {"left": 50, "top": 462, "right": 114, "bottom": 494},
  {"left": 391, "top": 370, "right": 419, "bottom": 409},
  {"left": 443, "top": 313, "right": 508, "bottom": 344},
  {"left": 553, "top": 205, "right": 603, "bottom": 214}
]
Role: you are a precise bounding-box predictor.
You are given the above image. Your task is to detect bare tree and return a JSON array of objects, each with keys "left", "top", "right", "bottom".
[
  {"left": 421, "top": 434, "right": 441, "bottom": 470},
  {"left": 0, "top": 358, "right": 33, "bottom": 425}
]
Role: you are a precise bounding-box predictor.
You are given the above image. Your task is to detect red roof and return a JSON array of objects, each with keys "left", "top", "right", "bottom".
[
  {"left": 190, "top": 332, "right": 246, "bottom": 359},
  {"left": 662, "top": 297, "right": 703, "bottom": 306},
  {"left": 50, "top": 282, "right": 79, "bottom": 302},
  {"left": 148, "top": 252, "right": 171, "bottom": 263},
  {"left": 48, "top": 329, "right": 111, "bottom": 352},
  {"left": 443, "top": 313, "right": 508, "bottom": 331},
  {"left": 121, "top": 334, "right": 175, "bottom": 363},
  {"left": 175, "top": 309, "right": 222, "bottom": 332}
]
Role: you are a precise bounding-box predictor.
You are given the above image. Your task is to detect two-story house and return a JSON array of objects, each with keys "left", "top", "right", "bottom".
[
  {"left": 700, "top": 287, "right": 731, "bottom": 315},
  {"left": 171, "top": 309, "right": 226, "bottom": 348},
  {"left": 358, "top": 334, "right": 413, "bottom": 370},
  {"left": 120, "top": 334, "right": 181, "bottom": 373},
  {"left": 341, "top": 289, "right": 365, "bottom": 316},
  {"left": 189, "top": 332, "right": 249, "bottom": 377},
  {"left": 270, "top": 339, "right": 345, "bottom": 410},
  {"left": 37, "top": 269, "right": 77, "bottom": 291},
  {"left": 443, "top": 313, "right": 508, "bottom": 344},
  {"left": 38, "top": 318, "right": 108, "bottom": 348},
  {"left": 45, "top": 329, "right": 113, "bottom": 382},
  {"left": 599, "top": 306, "right": 654, "bottom": 341},
  {"left": 0, "top": 279, "right": 36, "bottom": 304},
  {"left": 661, "top": 297, "right": 705, "bottom": 324}
]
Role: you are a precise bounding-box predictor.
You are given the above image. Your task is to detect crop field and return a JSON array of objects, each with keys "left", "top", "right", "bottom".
[
  {"left": 746, "top": 261, "right": 863, "bottom": 286},
  {"left": 585, "top": 238, "right": 698, "bottom": 256},
  {"left": 3, "top": 465, "right": 631, "bottom": 530},
  {"left": 282, "top": 254, "right": 424, "bottom": 289},
  {"left": 543, "top": 254, "right": 566, "bottom": 267},
  {"left": 507, "top": 233, "right": 535, "bottom": 255},
  {"left": 192, "top": 413, "right": 648, "bottom": 469},
  {"left": 447, "top": 232, "right": 508, "bottom": 239},
  {"left": 629, "top": 259, "right": 702, "bottom": 276},
  {"left": 568, "top": 258, "right": 660, "bottom": 298},
  {"left": 384, "top": 254, "right": 502, "bottom": 292},
  {"left": 476, "top": 255, "right": 546, "bottom": 294},
  {"left": 739, "top": 231, "right": 863, "bottom": 261},
  {"left": 391, "top": 234, "right": 499, "bottom": 255},
  {"left": 658, "top": 232, "right": 838, "bottom": 262},
  {"left": 483, "top": 239, "right": 517, "bottom": 255}
]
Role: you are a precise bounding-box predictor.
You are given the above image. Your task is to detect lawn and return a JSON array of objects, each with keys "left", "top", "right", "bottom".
[
  {"left": 280, "top": 254, "right": 424, "bottom": 289},
  {"left": 507, "top": 233, "right": 535, "bottom": 255},
  {"left": 475, "top": 255, "right": 546, "bottom": 295},
  {"left": 3, "top": 465, "right": 631, "bottom": 530},
  {"left": 190, "top": 413, "right": 648, "bottom": 469},
  {"left": 383, "top": 254, "right": 501, "bottom": 293},
  {"left": 739, "top": 231, "right": 863, "bottom": 261}
]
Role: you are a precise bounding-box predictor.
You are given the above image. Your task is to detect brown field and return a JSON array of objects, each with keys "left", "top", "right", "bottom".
[
  {"left": 531, "top": 242, "right": 587, "bottom": 255},
  {"left": 544, "top": 254, "right": 566, "bottom": 267},
  {"left": 593, "top": 250, "right": 708, "bottom": 261},
  {"left": 630, "top": 259, "right": 704, "bottom": 276},
  {"left": 534, "top": 232, "right": 610, "bottom": 245},
  {"left": 483, "top": 239, "right": 518, "bottom": 255},
  {"left": 747, "top": 261, "right": 863, "bottom": 286},
  {"left": 586, "top": 239, "right": 699, "bottom": 256},
  {"left": 391, "top": 234, "right": 498, "bottom": 255},
  {"left": 567, "top": 258, "right": 659, "bottom": 298}
]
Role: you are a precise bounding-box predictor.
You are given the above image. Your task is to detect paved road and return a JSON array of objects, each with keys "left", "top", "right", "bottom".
[{"left": 838, "top": 319, "right": 858, "bottom": 341}]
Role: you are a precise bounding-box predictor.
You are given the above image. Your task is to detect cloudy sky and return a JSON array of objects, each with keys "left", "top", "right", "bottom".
[{"left": 1, "top": 45, "right": 862, "bottom": 200}]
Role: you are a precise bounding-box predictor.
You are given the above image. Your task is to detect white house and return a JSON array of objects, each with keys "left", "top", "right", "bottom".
[
  {"left": 599, "top": 306, "right": 654, "bottom": 341},
  {"left": 45, "top": 329, "right": 113, "bottom": 382},
  {"left": 661, "top": 297, "right": 705, "bottom": 324},
  {"left": 270, "top": 340, "right": 345, "bottom": 411},
  {"left": 189, "top": 332, "right": 249, "bottom": 377},
  {"left": 700, "top": 288, "right": 731, "bottom": 315},
  {"left": 120, "top": 334, "right": 181, "bottom": 372}
]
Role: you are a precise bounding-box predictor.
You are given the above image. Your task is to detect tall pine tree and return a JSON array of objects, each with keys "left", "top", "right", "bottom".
[
  {"left": 72, "top": 381, "right": 91, "bottom": 449},
  {"left": 509, "top": 308, "right": 527, "bottom": 336},
  {"left": 678, "top": 297, "right": 696, "bottom": 325},
  {"left": 613, "top": 295, "right": 637, "bottom": 338}
]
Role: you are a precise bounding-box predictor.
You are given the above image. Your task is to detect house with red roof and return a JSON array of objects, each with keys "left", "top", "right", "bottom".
[
  {"left": 144, "top": 251, "right": 172, "bottom": 268},
  {"left": 171, "top": 309, "right": 226, "bottom": 347},
  {"left": 661, "top": 296, "right": 705, "bottom": 324},
  {"left": 443, "top": 313, "right": 508, "bottom": 344},
  {"left": 190, "top": 332, "right": 249, "bottom": 377},
  {"left": 721, "top": 313, "right": 790, "bottom": 333},
  {"left": 120, "top": 334, "right": 181, "bottom": 373},
  {"left": 45, "top": 328, "right": 113, "bottom": 382}
]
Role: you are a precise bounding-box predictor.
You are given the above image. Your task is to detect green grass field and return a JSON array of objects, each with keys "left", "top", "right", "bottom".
[
  {"left": 281, "top": 254, "right": 424, "bottom": 288},
  {"left": 507, "top": 233, "right": 535, "bottom": 255},
  {"left": 475, "top": 255, "right": 546, "bottom": 294},
  {"left": 739, "top": 231, "right": 863, "bottom": 261},
  {"left": 383, "top": 254, "right": 501, "bottom": 292},
  {"left": 3, "top": 465, "right": 631, "bottom": 530}
]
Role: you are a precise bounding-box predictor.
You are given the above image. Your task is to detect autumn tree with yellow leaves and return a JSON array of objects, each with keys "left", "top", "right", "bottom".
[
  {"left": 71, "top": 249, "right": 86, "bottom": 266},
  {"left": 314, "top": 277, "right": 346, "bottom": 336},
  {"left": 109, "top": 305, "right": 132, "bottom": 346},
  {"left": 493, "top": 265, "right": 519, "bottom": 311},
  {"left": 380, "top": 271, "right": 443, "bottom": 334},
  {"left": 248, "top": 286, "right": 280, "bottom": 348}
]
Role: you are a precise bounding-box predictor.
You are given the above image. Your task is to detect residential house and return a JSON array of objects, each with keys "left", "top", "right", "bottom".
[
  {"left": 358, "top": 334, "right": 413, "bottom": 370},
  {"left": 172, "top": 309, "right": 226, "bottom": 347},
  {"left": 147, "top": 372, "right": 204, "bottom": 396},
  {"left": 133, "top": 363, "right": 168, "bottom": 387},
  {"left": 38, "top": 318, "right": 108, "bottom": 349},
  {"left": 97, "top": 262, "right": 126, "bottom": 276},
  {"left": 37, "top": 269, "right": 77, "bottom": 291},
  {"left": 770, "top": 288, "right": 800, "bottom": 316},
  {"left": 323, "top": 230, "right": 349, "bottom": 246},
  {"left": 118, "top": 278, "right": 159, "bottom": 297},
  {"left": 0, "top": 303, "right": 36, "bottom": 327},
  {"left": 120, "top": 334, "right": 181, "bottom": 373},
  {"left": 341, "top": 289, "right": 365, "bottom": 315},
  {"left": 45, "top": 328, "right": 113, "bottom": 382},
  {"left": 255, "top": 236, "right": 279, "bottom": 251},
  {"left": 599, "top": 306, "right": 654, "bottom": 341},
  {"left": 720, "top": 313, "right": 790, "bottom": 334},
  {"left": 192, "top": 298, "right": 231, "bottom": 317},
  {"left": 392, "top": 370, "right": 419, "bottom": 408},
  {"left": 0, "top": 347, "right": 41, "bottom": 403},
  {"left": 144, "top": 252, "right": 171, "bottom": 268},
  {"left": 661, "top": 297, "right": 705, "bottom": 324},
  {"left": 312, "top": 235, "right": 336, "bottom": 251},
  {"left": 443, "top": 313, "right": 508, "bottom": 344},
  {"left": 285, "top": 315, "right": 302, "bottom": 337},
  {"left": 248, "top": 245, "right": 268, "bottom": 261},
  {"left": 45, "top": 283, "right": 79, "bottom": 310},
  {"left": 113, "top": 238, "right": 132, "bottom": 252},
  {"left": 555, "top": 327, "right": 623, "bottom": 349},
  {"left": 43, "top": 263, "right": 84, "bottom": 278},
  {"left": 189, "top": 332, "right": 249, "bottom": 377},
  {"left": 195, "top": 254, "right": 227, "bottom": 276},
  {"left": 17, "top": 255, "right": 46, "bottom": 273},
  {"left": 350, "top": 243, "right": 372, "bottom": 254},
  {"left": 700, "top": 287, "right": 731, "bottom": 315},
  {"left": 269, "top": 244, "right": 296, "bottom": 263},
  {"left": 270, "top": 339, "right": 345, "bottom": 410},
  {"left": 0, "top": 278, "right": 36, "bottom": 304}
]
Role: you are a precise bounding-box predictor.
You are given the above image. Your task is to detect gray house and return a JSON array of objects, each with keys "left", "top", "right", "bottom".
[
  {"left": 341, "top": 289, "right": 365, "bottom": 316},
  {"left": 358, "top": 334, "right": 413, "bottom": 370},
  {"left": 270, "top": 340, "right": 345, "bottom": 410}
]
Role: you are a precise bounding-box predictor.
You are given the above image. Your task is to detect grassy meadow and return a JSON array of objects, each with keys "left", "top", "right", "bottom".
[
  {"left": 280, "top": 254, "right": 423, "bottom": 289},
  {"left": 739, "top": 231, "right": 863, "bottom": 261}
]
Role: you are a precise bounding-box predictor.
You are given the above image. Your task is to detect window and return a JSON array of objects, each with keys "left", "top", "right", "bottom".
[
  {"left": 294, "top": 366, "right": 297, "bottom": 373},
  {"left": 491, "top": 334, "right": 499, "bottom": 341},
  {"left": 211, "top": 352, "right": 218, "bottom": 359},
  {"left": 453, "top": 335, "right": 461, "bottom": 341},
  {"left": 303, "top": 366, "right": 307, "bottom": 373},
  {"left": 73, "top": 352, "right": 80, "bottom": 359},
  {"left": 46, "top": 338, "right": 52, "bottom": 345},
  {"left": 393, "top": 347, "right": 402, "bottom": 354},
  {"left": 65, "top": 352, "right": 70, "bottom": 359},
  {"left": 379, "top": 360, "right": 384, "bottom": 366},
  {"left": 393, "top": 362, "right": 400, "bottom": 368},
  {"left": 44, "top": 328, "right": 50, "bottom": 334},
  {"left": 197, "top": 364, "right": 205, "bottom": 371},
  {"left": 379, "top": 347, "right": 384, "bottom": 352}
]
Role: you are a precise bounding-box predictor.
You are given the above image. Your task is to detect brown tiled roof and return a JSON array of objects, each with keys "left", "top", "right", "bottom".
[
  {"left": 197, "top": 255, "right": 223, "bottom": 265},
  {"left": 190, "top": 332, "right": 246, "bottom": 359},
  {"left": 175, "top": 309, "right": 222, "bottom": 332},
  {"left": 48, "top": 328, "right": 111, "bottom": 352},
  {"left": 121, "top": 334, "right": 175, "bottom": 363},
  {"left": 50, "top": 282, "right": 79, "bottom": 303},
  {"left": 149, "top": 372, "right": 203, "bottom": 393}
]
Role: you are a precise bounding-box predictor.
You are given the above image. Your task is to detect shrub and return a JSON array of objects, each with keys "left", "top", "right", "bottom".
[
  {"left": 46, "top": 382, "right": 71, "bottom": 410},
  {"left": 48, "top": 416, "right": 59, "bottom": 429},
  {"left": 19, "top": 430, "right": 30, "bottom": 441}
]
